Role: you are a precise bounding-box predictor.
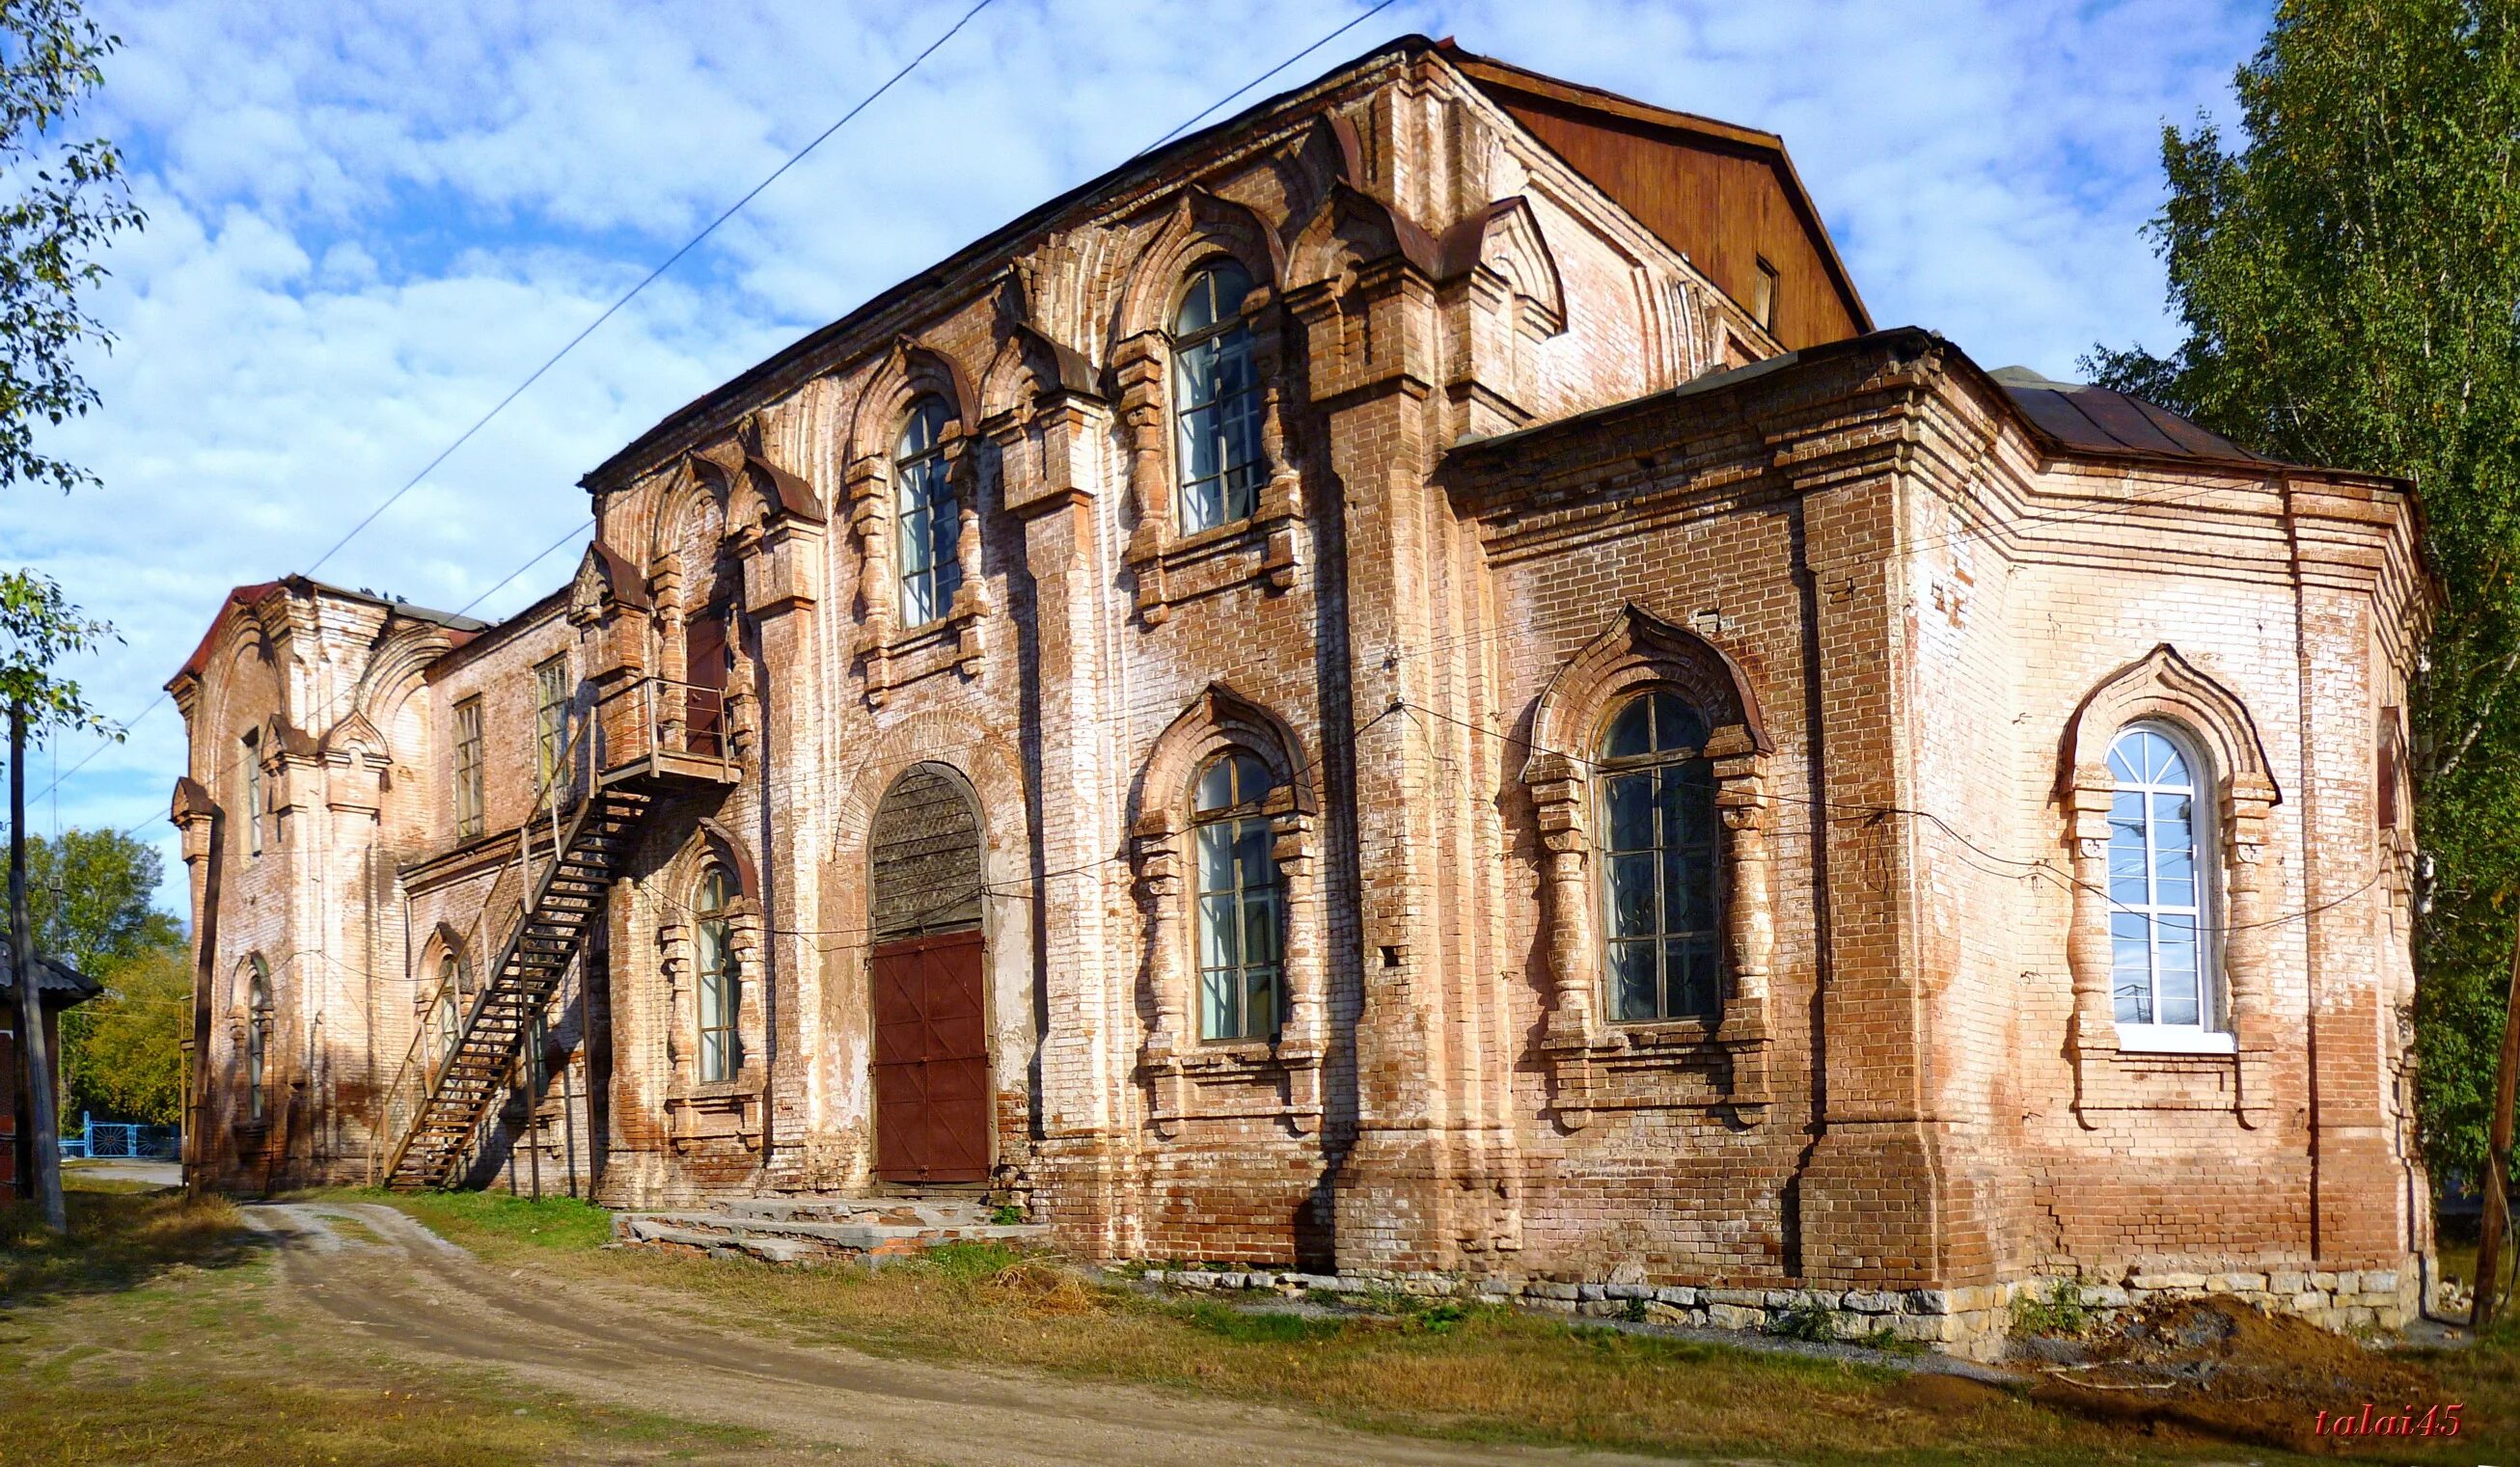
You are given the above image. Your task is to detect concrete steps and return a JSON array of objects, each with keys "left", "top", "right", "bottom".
[{"left": 614, "top": 1193, "right": 1046, "bottom": 1265}]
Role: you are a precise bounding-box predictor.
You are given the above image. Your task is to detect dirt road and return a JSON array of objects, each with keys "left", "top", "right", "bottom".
[{"left": 241, "top": 1202, "right": 1681, "bottom": 1467}]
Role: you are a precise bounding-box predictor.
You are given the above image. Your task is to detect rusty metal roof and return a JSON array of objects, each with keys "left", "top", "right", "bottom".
[{"left": 1987, "top": 366, "right": 2274, "bottom": 467}]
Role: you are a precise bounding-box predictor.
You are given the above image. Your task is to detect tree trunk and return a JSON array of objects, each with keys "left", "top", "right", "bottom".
[
  {"left": 2472, "top": 910, "right": 2520, "bottom": 1329},
  {"left": 10, "top": 698, "right": 66, "bottom": 1231}
]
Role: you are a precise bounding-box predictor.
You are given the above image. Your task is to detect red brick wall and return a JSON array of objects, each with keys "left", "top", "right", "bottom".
[{"left": 166, "top": 50, "right": 2431, "bottom": 1330}]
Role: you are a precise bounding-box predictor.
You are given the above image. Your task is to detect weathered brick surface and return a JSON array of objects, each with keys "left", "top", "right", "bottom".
[{"left": 164, "top": 43, "right": 2432, "bottom": 1346}]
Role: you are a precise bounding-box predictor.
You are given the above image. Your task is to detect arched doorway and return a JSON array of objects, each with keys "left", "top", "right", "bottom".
[{"left": 867, "top": 765, "right": 987, "bottom": 1184}]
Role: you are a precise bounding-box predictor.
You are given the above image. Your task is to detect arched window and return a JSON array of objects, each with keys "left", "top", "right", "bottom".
[
  {"left": 2108, "top": 722, "right": 2214, "bottom": 1030},
  {"left": 241, "top": 728, "right": 263, "bottom": 858},
  {"left": 433, "top": 954, "right": 461, "bottom": 1071},
  {"left": 245, "top": 958, "right": 271, "bottom": 1122},
  {"left": 1171, "top": 261, "right": 1263, "bottom": 534},
  {"left": 894, "top": 396, "right": 960, "bottom": 627},
  {"left": 1597, "top": 690, "right": 1722, "bottom": 1021},
  {"left": 695, "top": 864, "right": 741, "bottom": 1082},
  {"left": 1192, "top": 749, "right": 1282, "bottom": 1041}
]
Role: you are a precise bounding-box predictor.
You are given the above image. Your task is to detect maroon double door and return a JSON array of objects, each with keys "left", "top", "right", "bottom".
[{"left": 870, "top": 928, "right": 988, "bottom": 1184}]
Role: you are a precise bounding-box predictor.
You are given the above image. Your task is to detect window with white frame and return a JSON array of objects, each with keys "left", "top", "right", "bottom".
[
  {"left": 1597, "top": 690, "right": 1723, "bottom": 1021},
  {"left": 2107, "top": 722, "right": 2217, "bottom": 1034},
  {"left": 694, "top": 864, "right": 741, "bottom": 1082},
  {"left": 1171, "top": 261, "right": 1264, "bottom": 534},
  {"left": 1192, "top": 749, "right": 1282, "bottom": 1041},
  {"left": 893, "top": 396, "right": 961, "bottom": 628}
]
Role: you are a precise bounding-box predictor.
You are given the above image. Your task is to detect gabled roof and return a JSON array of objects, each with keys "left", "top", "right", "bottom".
[
  {"left": 583, "top": 35, "right": 1871, "bottom": 492},
  {"left": 168, "top": 577, "right": 484, "bottom": 691},
  {"left": 1448, "top": 327, "right": 2334, "bottom": 480},
  {"left": 171, "top": 580, "right": 281, "bottom": 686},
  {"left": 1438, "top": 43, "right": 1871, "bottom": 348}
]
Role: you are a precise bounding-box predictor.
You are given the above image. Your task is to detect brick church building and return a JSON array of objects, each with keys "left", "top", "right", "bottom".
[{"left": 169, "top": 38, "right": 2434, "bottom": 1352}]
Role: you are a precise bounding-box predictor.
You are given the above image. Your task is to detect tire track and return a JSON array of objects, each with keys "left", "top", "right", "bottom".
[{"left": 242, "top": 1204, "right": 1686, "bottom": 1467}]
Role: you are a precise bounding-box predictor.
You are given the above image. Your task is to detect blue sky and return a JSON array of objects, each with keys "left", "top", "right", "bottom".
[{"left": 5, "top": 0, "right": 2269, "bottom": 913}]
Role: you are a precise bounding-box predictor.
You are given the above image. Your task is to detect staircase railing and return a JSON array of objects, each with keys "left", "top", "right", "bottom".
[
  {"left": 593, "top": 675, "right": 732, "bottom": 780},
  {"left": 365, "top": 673, "right": 735, "bottom": 1187},
  {"left": 368, "top": 693, "right": 592, "bottom": 1185}
]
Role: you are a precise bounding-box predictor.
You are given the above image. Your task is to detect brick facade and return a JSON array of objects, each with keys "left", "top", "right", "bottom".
[{"left": 167, "top": 39, "right": 2433, "bottom": 1353}]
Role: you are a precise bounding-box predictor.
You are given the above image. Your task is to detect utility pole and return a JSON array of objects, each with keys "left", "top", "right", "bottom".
[
  {"left": 9, "top": 698, "right": 65, "bottom": 1232},
  {"left": 2473, "top": 911, "right": 2520, "bottom": 1330}
]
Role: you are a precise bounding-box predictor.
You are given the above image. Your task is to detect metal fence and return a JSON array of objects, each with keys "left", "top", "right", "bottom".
[{"left": 58, "top": 1113, "right": 180, "bottom": 1161}]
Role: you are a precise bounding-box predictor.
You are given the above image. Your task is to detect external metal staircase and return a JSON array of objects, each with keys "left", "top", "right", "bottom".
[{"left": 372, "top": 675, "right": 734, "bottom": 1191}]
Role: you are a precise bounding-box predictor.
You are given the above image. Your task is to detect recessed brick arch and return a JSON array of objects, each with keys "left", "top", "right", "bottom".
[
  {"left": 1108, "top": 187, "right": 1285, "bottom": 352},
  {"left": 2055, "top": 642, "right": 2283, "bottom": 1128},
  {"left": 1525, "top": 602, "right": 1769, "bottom": 776},
  {"left": 2056, "top": 642, "right": 2278, "bottom": 806},
  {"left": 1131, "top": 681, "right": 1321, "bottom": 833},
  {"left": 868, "top": 764, "right": 986, "bottom": 940},
  {"left": 843, "top": 337, "right": 979, "bottom": 472},
  {"left": 828, "top": 709, "right": 1028, "bottom": 883},
  {"left": 1520, "top": 602, "right": 1779, "bottom": 1124},
  {"left": 418, "top": 921, "right": 474, "bottom": 995}
]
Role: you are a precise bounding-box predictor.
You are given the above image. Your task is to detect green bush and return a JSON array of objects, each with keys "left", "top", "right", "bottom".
[
  {"left": 2008, "top": 1281, "right": 2094, "bottom": 1338},
  {"left": 919, "top": 1238, "right": 1020, "bottom": 1284},
  {"left": 1770, "top": 1301, "right": 1842, "bottom": 1343}
]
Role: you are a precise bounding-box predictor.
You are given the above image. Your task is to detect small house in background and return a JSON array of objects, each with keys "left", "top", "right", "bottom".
[{"left": 1, "top": 937, "right": 100, "bottom": 1189}]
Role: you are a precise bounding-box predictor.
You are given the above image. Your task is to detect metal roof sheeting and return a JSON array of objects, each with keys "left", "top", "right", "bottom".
[
  {"left": 1988, "top": 366, "right": 2274, "bottom": 467},
  {"left": 0, "top": 937, "right": 102, "bottom": 1005}
]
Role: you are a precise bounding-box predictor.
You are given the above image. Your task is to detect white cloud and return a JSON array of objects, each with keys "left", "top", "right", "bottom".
[{"left": 13, "top": 0, "right": 2269, "bottom": 910}]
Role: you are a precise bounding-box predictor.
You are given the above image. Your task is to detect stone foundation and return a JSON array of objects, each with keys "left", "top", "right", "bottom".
[
  {"left": 615, "top": 1195, "right": 1045, "bottom": 1265},
  {"left": 1135, "top": 1261, "right": 2428, "bottom": 1362}
]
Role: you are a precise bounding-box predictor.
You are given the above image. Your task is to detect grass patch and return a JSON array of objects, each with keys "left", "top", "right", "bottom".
[
  {"left": 331, "top": 1187, "right": 615, "bottom": 1253},
  {"left": 0, "top": 1182, "right": 778, "bottom": 1465},
  {"left": 0, "top": 1181, "right": 261, "bottom": 1308},
  {"left": 919, "top": 1237, "right": 1019, "bottom": 1283},
  {"left": 0, "top": 1372, "right": 763, "bottom": 1467},
  {"left": 415, "top": 1233, "right": 2273, "bottom": 1463},
  {"left": 1181, "top": 1300, "right": 1345, "bottom": 1344},
  {"left": 1770, "top": 1299, "right": 1841, "bottom": 1344},
  {"left": 50, "top": 1173, "right": 168, "bottom": 1195},
  {"left": 310, "top": 1208, "right": 388, "bottom": 1248}
]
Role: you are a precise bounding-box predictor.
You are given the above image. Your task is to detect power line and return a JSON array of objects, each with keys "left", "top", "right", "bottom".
[
  {"left": 96, "top": 517, "right": 598, "bottom": 848},
  {"left": 300, "top": 0, "right": 1000, "bottom": 583},
  {"left": 78, "top": 1, "right": 1415, "bottom": 889},
  {"left": 27, "top": 0, "right": 1001, "bottom": 819},
  {"left": 1133, "top": 0, "right": 1401, "bottom": 158}
]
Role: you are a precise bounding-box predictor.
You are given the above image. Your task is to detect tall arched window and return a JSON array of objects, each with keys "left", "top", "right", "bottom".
[
  {"left": 241, "top": 729, "right": 263, "bottom": 858},
  {"left": 695, "top": 865, "right": 741, "bottom": 1081},
  {"left": 433, "top": 954, "right": 461, "bottom": 1071},
  {"left": 1172, "top": 261, "right": 1263, "bottom": 534},
  {"left": 1598, "top": 690, "right": 1722, "bottom": 1021},
  {"left": 1193, "top": 750, "right": 1282, "bottom": 1041},
  {"left": 894, "top": 396, "right": 960, "bottom": 627},
  {"left": 245, "top": 958, "right": 271, "bottom": 1122},
  {"left": 2108, "top": 723, "right": 2213, "bottom": 1030}
]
